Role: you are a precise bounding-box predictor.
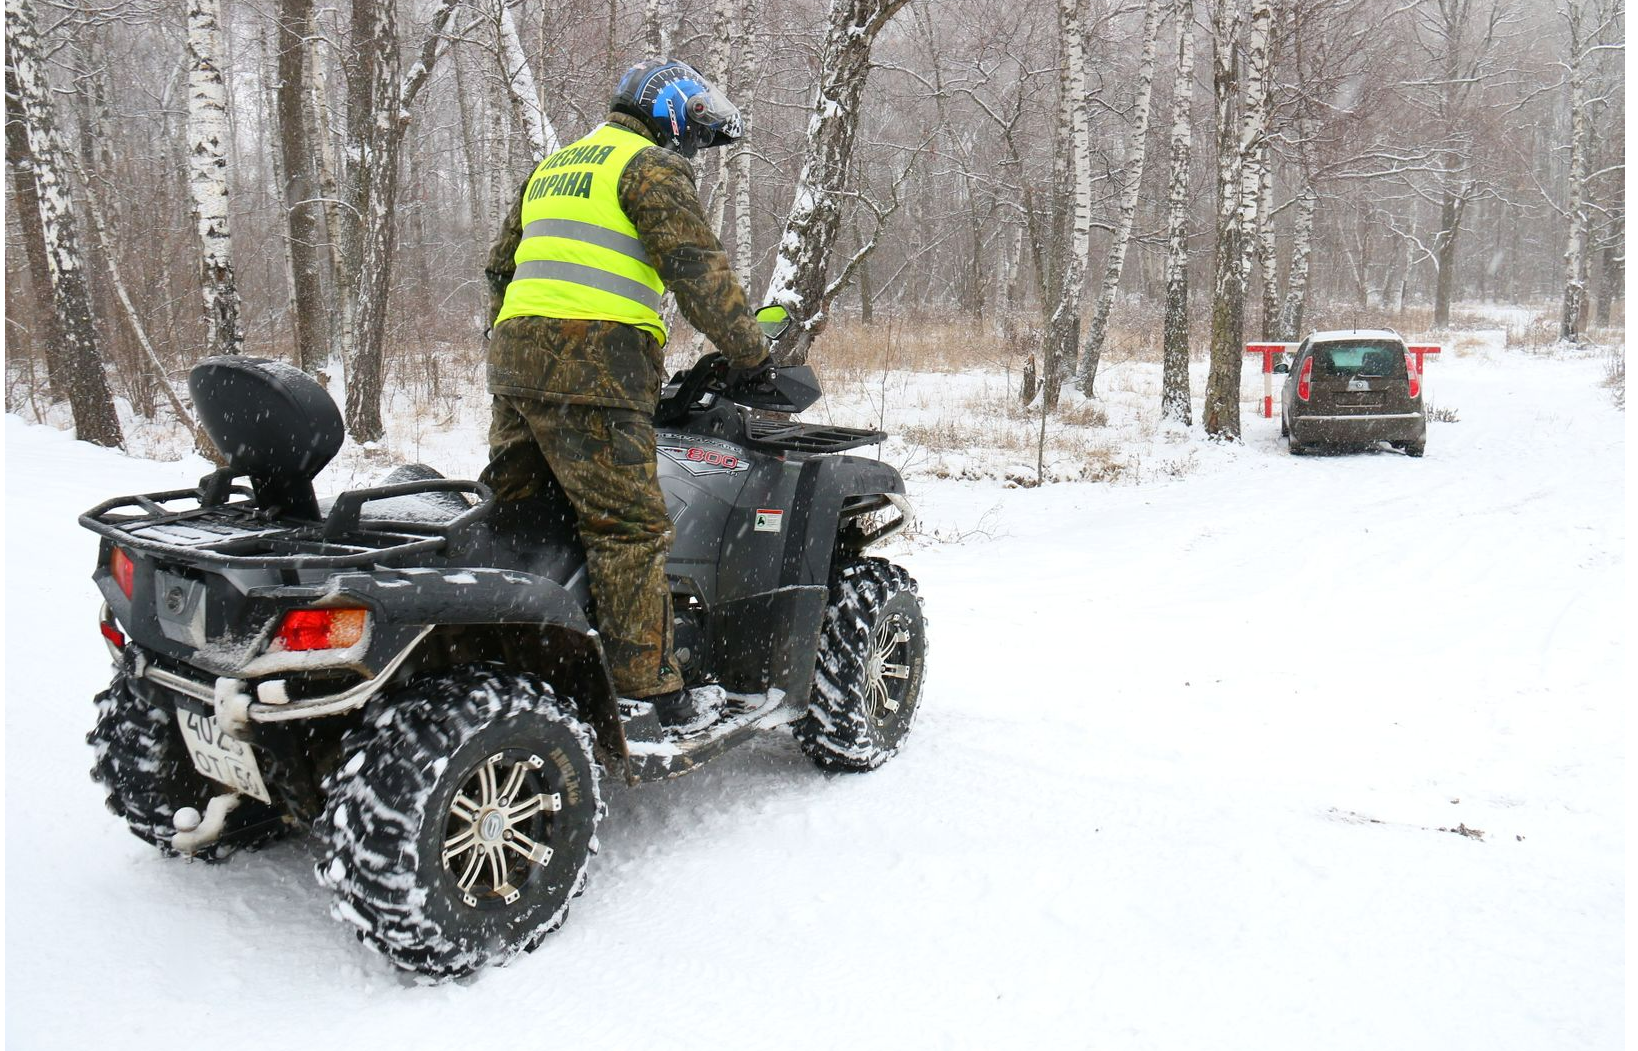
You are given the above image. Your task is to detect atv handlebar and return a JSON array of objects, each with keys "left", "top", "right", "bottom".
[{"left": 655, "top": 353, "right": 821, "bottom": 425}]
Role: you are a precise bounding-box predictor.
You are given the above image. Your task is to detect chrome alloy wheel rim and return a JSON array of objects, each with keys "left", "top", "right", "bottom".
[
  {"left": 863, "top": 613, "right": 914, "bottom": 726},
  {"left": 441, "top": 752, "right": 562, "bottom": 908}
]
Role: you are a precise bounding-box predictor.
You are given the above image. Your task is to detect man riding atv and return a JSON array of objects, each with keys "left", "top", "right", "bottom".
[{"left": 481, "top": 58, "right": 771, "bottom": 731}]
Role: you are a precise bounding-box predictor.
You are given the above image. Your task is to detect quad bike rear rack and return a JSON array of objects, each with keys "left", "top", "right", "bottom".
[{"left": 81, "top": 469, "right": 494, "bottom": 570}]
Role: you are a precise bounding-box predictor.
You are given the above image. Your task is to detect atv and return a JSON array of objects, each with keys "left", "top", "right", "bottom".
[{"left": 80, "top": 307, "right": 926, "bottom": 980}]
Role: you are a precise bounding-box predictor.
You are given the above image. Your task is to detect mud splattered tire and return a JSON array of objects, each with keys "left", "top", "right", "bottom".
[
  {"left": 315, "top": 664, "right": 602, "bottom": 980},
  {"left": 87, "top": 671, "right": 287, "bottom": 861},
  {"left": 795, "top": 558, "right": 927, "bottom": 772}
]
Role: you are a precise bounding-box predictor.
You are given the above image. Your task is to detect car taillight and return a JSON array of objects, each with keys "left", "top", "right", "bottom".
[
  {"left": 272, "top": 608, "right": 369, "bottom": 652},
  {"left": 1297, "top": 357, "right": 1313, "bottom": 401},
  {"left": 1405, "top": 351, "right": 1421, "bottom": 398},
  {"left": 110, "top": 547, "right": 135, "bottom": 598}
]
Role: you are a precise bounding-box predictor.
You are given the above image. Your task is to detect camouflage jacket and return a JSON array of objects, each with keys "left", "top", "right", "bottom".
[{"left": 485, "top": 112, "right": 767, "bottom": 412}]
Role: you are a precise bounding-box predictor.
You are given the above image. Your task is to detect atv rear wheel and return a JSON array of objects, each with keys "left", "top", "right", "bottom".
[
  {"left": 315, "top": 664, "right": 602, "bottom": 980},
  {"left": 795, "top": 558, "right": 927, "bottom": 772},
  {"left": 87, "top": 672, "right": 288, "bottom": 861}
]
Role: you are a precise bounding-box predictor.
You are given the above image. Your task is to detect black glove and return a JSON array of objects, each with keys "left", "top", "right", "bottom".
[{"left": 725, "top": 355, "right": 776, "bottom": 389}]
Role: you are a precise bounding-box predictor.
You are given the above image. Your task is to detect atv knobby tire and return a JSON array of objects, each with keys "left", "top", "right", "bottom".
[
  {"left": 315, "top": 664, "right": 602, "bottom": 980},
  {"left": 795, "top": 558, "right": 927, "bottom": 771},
  {"left": 87, "top": 672, "right": 288, "bottom": 861}
]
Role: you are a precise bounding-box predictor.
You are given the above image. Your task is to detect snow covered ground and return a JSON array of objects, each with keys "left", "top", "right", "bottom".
[{"left": 3, "top": 334, "right": 1625, "bottom": 1049}]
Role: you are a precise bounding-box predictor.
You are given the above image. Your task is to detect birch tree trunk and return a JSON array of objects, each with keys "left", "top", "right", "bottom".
[
  {"left": 5, "top": 69, "right": 69, "bottom": 396},
  {"left": 763, "top": 0, "right": 912, "bottom": 364},
  {"left": 731, "top": 13, "right": 760, "bottom": 289},
  {"left": 5, "top": 0, "right": 124, "bottom": 448},
  {"left": 1202, "top": 0, "right": 1270, "bottom": 440},
  {"left": 1039, "top": 0, "right": 1091, "bottom": 410},
  {"left": 498, "top": 0, "right": 558, "bottom": 159},
  {"left": 342, "top": 0, "right": 462, "bottom": 442},
  {"left": 1277, "top": 182, "right": 1315, "bottom": 340},
  {"left": 186, "top": 0, "right": 243, "bottom": 356},
  {"left": 1077, "top": 0, "right": 1161, "bottom": 397},
  {"left": 1160, "top": 0, "right": 1197, "bottom": 425},
  {"left": 644, "top": 0, "right": 674, "bottom": 58},
  {"left": 1255, "top": 137, "right": 1278, "bottom": 338},
  {"left": 1558, "top": 0, "right": 1591, "bottom": 342}
]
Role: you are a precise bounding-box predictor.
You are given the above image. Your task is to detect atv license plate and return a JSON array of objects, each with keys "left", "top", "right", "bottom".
[{"left": 176, "top": 707, "right": 271, "bottom": 804}]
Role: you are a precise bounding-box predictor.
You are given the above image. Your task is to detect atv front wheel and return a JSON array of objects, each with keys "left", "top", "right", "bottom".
[
  {"left": 315, "top": 664, "right": 602, "bottom": 980},
  {"left": 795, "top": 558, "right": 927, "bottom": 771},
  {"left": 87, "top": 671, "right": 288, "bottom": 861}
]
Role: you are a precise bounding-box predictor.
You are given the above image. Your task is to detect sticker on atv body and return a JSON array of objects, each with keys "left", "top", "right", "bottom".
[
  {"left": 656, "top": 434, "right": 751, "bottom": 477},
  {"left": 754, "top": 509, "right": 783, "bottom": 533}
]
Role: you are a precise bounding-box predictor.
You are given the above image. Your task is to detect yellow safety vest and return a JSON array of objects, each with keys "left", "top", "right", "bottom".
[{"left": 494, "top": 123, "right": 668, "bottom": 345}]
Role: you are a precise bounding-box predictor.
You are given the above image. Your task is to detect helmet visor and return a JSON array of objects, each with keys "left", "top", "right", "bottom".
[{"left": 685, "top": 83, "right": 743, "bottom": 144}]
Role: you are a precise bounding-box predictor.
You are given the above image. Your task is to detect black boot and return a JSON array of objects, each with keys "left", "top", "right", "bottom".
[{"left": 646, "top": 686, "right": 724, "bottom": 732}]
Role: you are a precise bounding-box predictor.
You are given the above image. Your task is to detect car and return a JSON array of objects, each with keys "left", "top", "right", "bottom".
[{"left": 1278, "top": 329, "right": 1426, "bottom": 456}]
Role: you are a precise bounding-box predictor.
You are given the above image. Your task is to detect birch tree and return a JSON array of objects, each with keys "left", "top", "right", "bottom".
[
  {"left": 763, "top": 0, "right": 913, "bottom": 364},
  {"left": 1556, "top": 0, "right": 1613, "bottom": 341},
  {"left": 497, "top": 0, "right": 558, "bottom": 159},
  {"left": 5, "top": 0, "right": 123, "bottom": 448},
  {"left": 185, "top": 0, "right": 243, "bottom": 356},
  {"left": 1077, "top": 0, "right": 1161, "bottom": 397},
  {"left": 644, "top": 0, "right": 674, "bottom": 58},
  {"left": 341, "top": 0, "right": 462, "bottom": 442},
  {"left": 1202, "top": 0, "right": 1271, "bottom": 440},
  {"left": 1160, "top": 0, "right": 1197, "bottom": 425},
  {"left": 5, "top": 66, "right": 69, "bottom": 396},
  {"left": 1039, "top": 0, "right": 1091, "bottom": 409}
]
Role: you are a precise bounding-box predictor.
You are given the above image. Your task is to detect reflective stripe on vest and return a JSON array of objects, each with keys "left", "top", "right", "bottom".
[{"left": 494, "top": 123, "right": 668, "bottom": 344}]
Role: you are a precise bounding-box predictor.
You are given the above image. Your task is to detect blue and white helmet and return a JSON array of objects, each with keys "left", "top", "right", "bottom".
[{"left": 612, "top": 59, "right": 743, "bottom": 159}]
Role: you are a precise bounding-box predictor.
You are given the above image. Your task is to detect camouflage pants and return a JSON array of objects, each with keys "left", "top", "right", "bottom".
[{"left": 481, "top": 395, "right": 681, "bottom": 698}]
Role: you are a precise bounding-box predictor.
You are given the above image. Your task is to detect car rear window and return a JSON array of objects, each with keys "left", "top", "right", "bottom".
[{"left": 1313, "top": 341, "right": 1405, "bottom": 378}]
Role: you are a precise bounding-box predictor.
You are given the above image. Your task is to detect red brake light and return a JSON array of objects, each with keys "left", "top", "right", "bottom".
[
  {"left": 110, "top": 548, "right": 135, "bottom": 598},
  {"left": 1297, "top": 357, "right": 1313, "bottom": 401},
  {"left": 273, "top": 608, "right": 369, "bottom": 652},
  {"left": 1406, "top": 351, "right": 1421, "bottom": 398}
]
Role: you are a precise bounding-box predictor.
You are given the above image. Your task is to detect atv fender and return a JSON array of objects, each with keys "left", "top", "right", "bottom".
[
  {"left": 321, "top": 568, "right": 628, "bottom": 773},
  {"left": 772, "top": 454, "right": 906, "bottom": 590},
  {"left": 707, "top": 455, "right": 907, "bottom": 710}
]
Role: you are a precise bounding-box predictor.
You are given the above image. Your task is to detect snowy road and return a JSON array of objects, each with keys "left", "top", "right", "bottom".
[{"left": 3, "top": 345, "right": 1624, "bottom": 1050}]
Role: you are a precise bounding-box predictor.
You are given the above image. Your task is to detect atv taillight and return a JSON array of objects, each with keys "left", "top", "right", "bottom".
[
  {"left": 1406, "top": 351, "right": 1421, "bottom": 398},
  {"left": 99, "top": 620, "right": 126, "bottom": 649},
  {"left": 110, "top": 547, "right": 135, "bottom": 598},
  {"left": 1297, "top": 357, "right": 1313, "bottom": 401},
  {"left": 272, "top": 608, "right": 369, "bottom": 652}
]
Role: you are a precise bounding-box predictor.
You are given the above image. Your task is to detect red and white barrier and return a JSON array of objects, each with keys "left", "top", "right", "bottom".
[
  {"left": 1244, "top": 340, "right": 1443, "bottom": 417},
  {"left": 1405, "top": 344, "right": 1441, "bottom": 399},
  {"left": 1245, "top": 342, "right": 1299, "bottom": 418}
]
